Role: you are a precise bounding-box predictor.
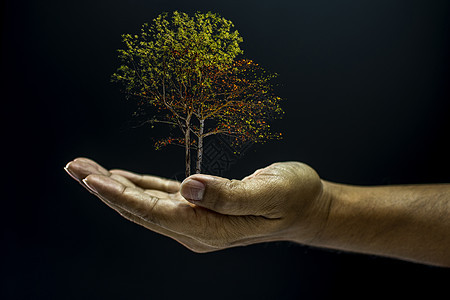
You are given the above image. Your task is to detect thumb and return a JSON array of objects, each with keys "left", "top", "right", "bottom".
[{"left": 180, "top": 174, "right": 273, "bottom": 216}]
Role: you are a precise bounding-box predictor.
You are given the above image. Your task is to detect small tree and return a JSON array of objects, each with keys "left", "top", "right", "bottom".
[{"left": 112, "top": 11, "right": 283, "bottom": 177}]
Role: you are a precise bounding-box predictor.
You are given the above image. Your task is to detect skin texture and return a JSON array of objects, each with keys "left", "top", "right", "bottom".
[{"left": 64, "top": 157, "right": 450, "bottom": 267}]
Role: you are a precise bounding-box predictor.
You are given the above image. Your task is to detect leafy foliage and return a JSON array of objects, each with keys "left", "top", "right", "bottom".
[{"left": 112, "top": 11, "right": 283, "bottom": 175}]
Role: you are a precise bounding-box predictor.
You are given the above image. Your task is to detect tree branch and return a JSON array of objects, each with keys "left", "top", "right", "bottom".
[{"left": 149, "top": 119, "right": 179, "bottom": 126}]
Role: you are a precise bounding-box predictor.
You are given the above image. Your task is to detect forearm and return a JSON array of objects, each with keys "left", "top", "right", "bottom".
[{"left": 309, "top": 181, "right": 450, "bottom": 267}]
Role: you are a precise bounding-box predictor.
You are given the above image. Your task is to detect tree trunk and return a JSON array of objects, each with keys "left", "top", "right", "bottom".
[
  {"left": 196, "top": 119, "right": 205, "bottom": 174},
  {"left": 185, "top": 117, "right": 191, "bottom": 178}
]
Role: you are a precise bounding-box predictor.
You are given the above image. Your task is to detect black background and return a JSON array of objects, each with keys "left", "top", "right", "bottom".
[{"left": 2, "top": 0, "right": 450, "bottom": 299}]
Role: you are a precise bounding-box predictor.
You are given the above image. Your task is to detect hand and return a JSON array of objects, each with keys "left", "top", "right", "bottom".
[{"left": 64, "top": 158, "right": 329, "bottom": 252}]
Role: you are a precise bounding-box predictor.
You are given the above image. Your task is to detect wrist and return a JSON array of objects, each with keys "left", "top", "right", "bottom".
[
  {"left": 305, "top": 180, "right": 342, "bottom": 246},
  {"left": 284, "top": 178, "right": 334, "bottom": 246}
]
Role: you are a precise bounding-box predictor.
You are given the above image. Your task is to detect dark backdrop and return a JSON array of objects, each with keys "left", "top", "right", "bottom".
[{"left": 2, "top": 0, "right": 449, "bottom": 299}]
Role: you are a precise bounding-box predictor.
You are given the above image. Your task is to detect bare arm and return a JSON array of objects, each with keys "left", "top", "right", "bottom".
[
  {"left": 65, "top": 158, "right": 450, "bottom": 267},
  {"left": 308, "top": 182, "right": 450, "bottom": 267}
]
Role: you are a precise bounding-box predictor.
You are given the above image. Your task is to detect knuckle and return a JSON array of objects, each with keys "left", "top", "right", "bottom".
[
  {"left": 213, "top": 179, "right": 245, "bottom": 212},
  {"left": 122, "top": 188, "right": 162, "bottom": 226},
  {"left": 227, "top": 179, "right": 242, "bottom": 193}
]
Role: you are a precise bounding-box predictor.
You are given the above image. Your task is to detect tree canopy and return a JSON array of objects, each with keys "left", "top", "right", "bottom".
[{"left": 112, "top": 11, "right": 283, "bottom": 177}]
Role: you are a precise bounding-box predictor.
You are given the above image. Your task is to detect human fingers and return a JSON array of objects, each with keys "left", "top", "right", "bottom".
[
  {"left": 64, "top": 158, "right": 180, "bottom": 220},
  {"left": 82, "top": 175, "right": 218, "bottom": 253},
  {"left": 83, "top": 173, "right": 190, "bottom": 229},
  {"left": 64, "top": 157, "right": 114, "bottom": 195},
  {"left": 83, "top": 174, "right": 278, "bottom": 248},
  {"left": 64, "top": 157, "right": 110, "bottom": 182},
  {"left": 65, "top": 158, "right": 245, "bottom": 251},
  {"left": 110, "top": 169, "right": 180, "bottom": 193}
]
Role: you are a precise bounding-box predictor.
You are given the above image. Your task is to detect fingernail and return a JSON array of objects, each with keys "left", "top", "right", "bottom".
[
  {"left": 181, "top": 179, "right": 205, "bottom": 201},
  {"left": 82, "top": 178, "right": 98, "bottom": 194},
  {"left": 64, "top": 163, "right": 77, "bottom": 180},
  {"left": 63, "top": 166, "right": 71, "bottom": 175}
]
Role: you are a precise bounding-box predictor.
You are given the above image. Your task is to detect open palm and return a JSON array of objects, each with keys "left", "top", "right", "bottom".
[{"left": 64, "top": 158, "right": 291, "bottom": 252}]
